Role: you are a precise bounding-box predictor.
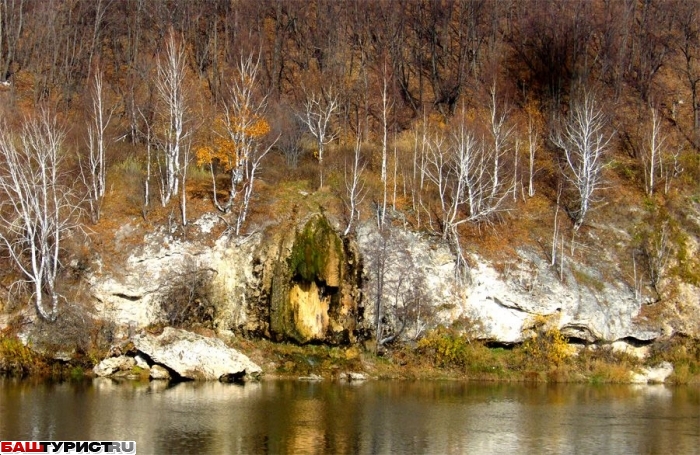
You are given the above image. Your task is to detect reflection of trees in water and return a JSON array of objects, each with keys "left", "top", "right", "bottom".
[{"left": 1, "top": 380, "right": 698, "bottom": 453}]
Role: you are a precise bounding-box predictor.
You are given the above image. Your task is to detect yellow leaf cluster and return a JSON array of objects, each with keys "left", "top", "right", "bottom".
[{"left": 522, "top": 314, "right": 571, "bottom": 366}]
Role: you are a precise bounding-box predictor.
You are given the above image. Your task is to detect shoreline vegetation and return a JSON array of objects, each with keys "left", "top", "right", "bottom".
[{"left": 2, "top": 325, "right": 698, "bottom": 385}]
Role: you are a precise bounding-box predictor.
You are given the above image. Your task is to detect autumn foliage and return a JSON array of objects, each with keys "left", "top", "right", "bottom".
[
  {"left": 0, "top": 0, "right": 699, "bottom": 324},
  {"left": 195, "top": 115, "right": 271, "bottom": 173}
]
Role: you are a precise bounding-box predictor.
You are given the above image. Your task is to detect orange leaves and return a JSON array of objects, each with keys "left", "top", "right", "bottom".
[
  {"left": 195, "top": 136, "right": 235, "bottom": 169},
  {"left": 241, "top": 115, "right": 271, "bottom": 138},
  {"left": 195, "top": 114, "right": 271, "bottom": 172}
]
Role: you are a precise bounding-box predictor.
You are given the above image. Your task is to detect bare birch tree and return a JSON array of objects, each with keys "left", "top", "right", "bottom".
[
  {"left": 197, "top": 55, "right": 277, "bottom": 234},
  {"left": 219, "top": 55, "right": 269, "bottom": 211},
  {"left": 298, "top": 89, "right": 338, "bottom": 189},
  {"left": 343, "top": 137, "right": 366, "bottom": 236},
  {"left": 551, "top": 91, "right": 613, "bottom": 230},
  {"left": 525, "top": 102, "right": 541, "bottom": 198},
  {"left": 488, "top": 84, "right": 514, "bottom": 199},
  {"left": 0, "top": 112, "right": 81, "bottom": 321},
  {"left": 424, "top": 120, "right": 511, "bottom": 233},
  {"left": 233, "top": 136, "right": 277, "bottom": 235},
  {"left": 79, "top": 70, "right": 113, "bottom": 223},
  {"left": 377, "top": 71, "right": 395, "bottom": 229},
  {"left": 642, "top": 106, "right": 666, "bottom": 197},
  {"left": 155, "top": 30, "right": 189, "bottom": 206},
  {"left": 138, "top": 108, "right": 152, "bottom": 215}
]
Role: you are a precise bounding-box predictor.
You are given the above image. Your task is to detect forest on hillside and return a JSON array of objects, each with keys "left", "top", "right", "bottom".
[{"left": 0, "top": 0, "right": 699, "bottom": 324}]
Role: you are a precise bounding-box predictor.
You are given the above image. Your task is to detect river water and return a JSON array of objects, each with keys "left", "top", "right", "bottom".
[{"left": 1, "top": 378, "right": 698, "bottom": 454}]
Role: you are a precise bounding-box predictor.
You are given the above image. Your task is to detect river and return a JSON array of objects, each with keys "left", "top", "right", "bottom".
[{"left": 1, "top": 378, "right": 698, "bottom": 454}]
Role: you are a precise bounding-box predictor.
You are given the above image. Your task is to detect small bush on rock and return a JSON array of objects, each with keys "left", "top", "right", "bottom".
[{"left": 159, "top": 259, "right": 218, "bottom": 329}]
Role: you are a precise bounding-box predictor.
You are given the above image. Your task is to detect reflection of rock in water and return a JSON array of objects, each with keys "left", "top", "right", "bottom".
[
  {"left": 2, "top": 380, "right": 698, "bottom": 454},
  {"left": 287, "top": 395, "right": 327, "bottom": 454},
  {"left": 630, "top": 384, "right": 673, "bottom": 400}
]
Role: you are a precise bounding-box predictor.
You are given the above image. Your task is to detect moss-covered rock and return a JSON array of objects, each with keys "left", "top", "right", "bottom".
[
  {"left": 268, "top": 214, "right": 361, "bottom": 344},
  {"left": 288, "top": 215, "right": 343, "bottom": 287}
]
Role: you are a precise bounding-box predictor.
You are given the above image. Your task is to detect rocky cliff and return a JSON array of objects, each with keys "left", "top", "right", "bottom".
[{"left": 79, "top": 212, "right": 699, "bottom": 348}]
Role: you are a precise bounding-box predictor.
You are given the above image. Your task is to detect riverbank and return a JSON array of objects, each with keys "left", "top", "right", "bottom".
[
  {"left": 2, "top": 326, "right": 699, "bottom": 384},
  {"left": 231, "top": 331, "right": 700, "bottom": 385}
]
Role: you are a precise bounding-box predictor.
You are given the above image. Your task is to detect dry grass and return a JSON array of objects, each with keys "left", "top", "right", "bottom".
[{"left": 224, "top": 332, "right": 662, "bottom": 384}]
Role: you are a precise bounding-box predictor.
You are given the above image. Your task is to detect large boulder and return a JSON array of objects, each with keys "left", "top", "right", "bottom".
[
  {"left": 132, "top": 327, "right": 262, "bottom": 381},
  {"left": 93, "top": 356, "right": 136, "bottom": 377}
]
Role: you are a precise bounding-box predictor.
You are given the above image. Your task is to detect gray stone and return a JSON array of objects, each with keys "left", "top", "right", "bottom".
[
  {"left": 93, "top": 356, "right": 136, "bottom": 377},
  {"left": 134, "top": 354, "right": 150, "bottom": 370},
  {"left": 133, "top": 327, "right": 262, "bottom": 381},
  {"left": 342, "top": 372, "right": 367, "bottom": 382},
  {"left": 149, "top": 364, "right": 171, "bottom": 380}
]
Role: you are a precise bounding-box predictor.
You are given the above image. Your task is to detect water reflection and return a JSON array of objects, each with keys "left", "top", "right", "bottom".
[{"left": 1, "top": 378, "right": 698, "bottom": 454}]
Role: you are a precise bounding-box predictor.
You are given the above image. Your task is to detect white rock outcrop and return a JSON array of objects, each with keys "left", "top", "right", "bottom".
[
  {"left": 630, "top": 362, "right": 674, "bottom": 384},
  {"left": 90, "top": 218, "right": 261, "bottom": 332},
  {"left": 132, "top": 327, "right": 262, "bottom": 381},
  {"left": 89, "top": 213, "right": 667, "bottom": 346}
]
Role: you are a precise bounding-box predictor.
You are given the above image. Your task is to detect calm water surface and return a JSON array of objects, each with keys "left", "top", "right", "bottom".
[{"left": 1, "top": 378, "right": 698, "bottom": 454}]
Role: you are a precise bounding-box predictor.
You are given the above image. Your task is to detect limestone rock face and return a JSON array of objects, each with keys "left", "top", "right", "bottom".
[
  {"left": 88, "top": 213, "right": 361, "bottom": 345},
  {"left": 356, "top": 222, "right": 665, "bottom": 345},
  {"left": 83, "top": 211, "right": 687, "bottom": 347},
  {"left": 132, "top": 327, "right": 262, "bottom": 381},
  {"left": 89, "top": 216, "right": 262, "bottom": 334},
  {"left": 459, "top": 250, "right": 660, "bottom": 343}
]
